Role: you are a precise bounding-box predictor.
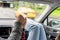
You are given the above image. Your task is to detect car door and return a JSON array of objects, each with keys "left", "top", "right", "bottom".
[{"left": 42, "top": 6, "right": 60, "bottom": 40}]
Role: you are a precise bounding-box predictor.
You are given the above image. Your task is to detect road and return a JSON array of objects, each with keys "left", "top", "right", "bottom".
[{"left": 0, "top": 7, "right": 15, "bottom": 18}]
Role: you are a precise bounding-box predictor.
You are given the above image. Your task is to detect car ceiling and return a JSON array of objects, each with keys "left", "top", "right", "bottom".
[{"left": 0, "top": 0, "right": 60, "bottom": 4}]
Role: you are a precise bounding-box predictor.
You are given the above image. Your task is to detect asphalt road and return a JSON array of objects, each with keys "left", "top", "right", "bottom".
[
  {"left": 0, "top": 7, "right": 16, "bottom": 26},
  {"left": 0, "top": 7, "right": 15, "bottom": 18}
]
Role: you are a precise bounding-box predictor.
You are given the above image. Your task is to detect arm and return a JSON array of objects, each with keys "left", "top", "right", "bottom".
[
  {"left": 7, "top": 22, "right": 22, "bottom": 40},
  {"left": 55, "top": 33, "right": 60, "bottom": 40}
]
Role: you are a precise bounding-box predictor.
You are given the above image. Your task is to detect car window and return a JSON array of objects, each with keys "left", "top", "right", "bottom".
[
  {"left": 13, "top": 1, "right": 47, "bottom": 19},
  {"left": 0, "top": 1, "right": 47, "bottom": 19},
  {"left": 44, "top": 7, "right": 60, "bottom": 28},
  {"left": 19, "top": 1, "right": 46, "bottom": 13},
  {"left": 49, "top": 7, "right": 60, "bottom": 19}
]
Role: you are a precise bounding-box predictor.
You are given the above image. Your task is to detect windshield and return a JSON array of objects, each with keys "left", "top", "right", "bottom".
[
  {"left": 0, "top": 1, "right": 47, "bottom": 19},
  {"left": 13, "top": 1, "right": 48, "bottom": 19}
]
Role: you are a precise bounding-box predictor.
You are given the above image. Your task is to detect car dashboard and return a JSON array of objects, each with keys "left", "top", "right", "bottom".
[
  {"left": 0, "top": 18, "right": 15, "bottom": 39},
  {"left": 0, "top": 26, "right": 12, "bottom": 39}
]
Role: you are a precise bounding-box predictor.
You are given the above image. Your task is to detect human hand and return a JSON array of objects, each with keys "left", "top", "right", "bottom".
[{"left": 16, "top": 15, "right": 26, "bottom": 29}]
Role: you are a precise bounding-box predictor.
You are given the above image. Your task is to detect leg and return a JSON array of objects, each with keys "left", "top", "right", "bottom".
[
  {"left": 27, "top": 24, "right": 47, "bottom": 40},
  {"left": 39, "top": 25, "right": 47, "bottom": 40},
  {"left": 27, "top": 26, "right": 40, "bottom": 40}
]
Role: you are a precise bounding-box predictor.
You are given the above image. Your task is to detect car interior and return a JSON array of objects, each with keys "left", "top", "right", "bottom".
[{"left": 0, "top": 0, "right": 60, "bottom": 40}]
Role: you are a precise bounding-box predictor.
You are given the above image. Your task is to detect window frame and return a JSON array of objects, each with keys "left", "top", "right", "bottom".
[{"left": 43, "top": 6, "right": 60, "bottom": 26}]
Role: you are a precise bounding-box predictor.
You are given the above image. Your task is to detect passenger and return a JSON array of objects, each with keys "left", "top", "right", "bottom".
[
  {"left": 15, "top": 12, "right": 47, "bottom": 40},
  {"left": 0, "top": 15, "right": 23, "bottom": 40}
]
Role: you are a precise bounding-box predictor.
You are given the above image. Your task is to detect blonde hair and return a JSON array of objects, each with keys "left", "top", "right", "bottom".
[{"left": 15, "top": 11, "right": 26, "bottom": 18}]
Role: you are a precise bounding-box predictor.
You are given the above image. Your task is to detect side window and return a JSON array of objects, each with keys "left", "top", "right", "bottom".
[{"left": 44, "top": 7, "right": 60, "bottom": 27}]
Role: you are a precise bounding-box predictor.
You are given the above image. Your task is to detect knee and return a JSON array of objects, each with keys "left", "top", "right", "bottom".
[
  {"left": 32, "top": 24, "right": 43, "bottom": 30},
  {"left": 30, "top": 25, "right": 40, "bottom": 31}
]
